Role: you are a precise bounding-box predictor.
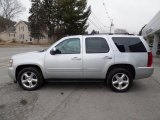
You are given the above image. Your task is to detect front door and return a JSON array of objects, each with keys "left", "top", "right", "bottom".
[{"left": 45, "top": 37, "right": 83, "bottom": 79}]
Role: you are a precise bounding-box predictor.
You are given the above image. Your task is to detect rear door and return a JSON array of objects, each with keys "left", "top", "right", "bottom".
[{"left": 82, "top": 36, "right": 114, "bottom": 79}]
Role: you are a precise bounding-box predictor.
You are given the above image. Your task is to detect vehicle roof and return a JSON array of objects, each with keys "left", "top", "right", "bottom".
[{"left": 68, "top": 34, "right": 141, "bottom": 38}]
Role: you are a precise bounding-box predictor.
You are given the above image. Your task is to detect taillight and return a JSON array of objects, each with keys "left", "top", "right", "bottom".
[{"left": 147, "top": 52, "right": 153, "bottom": 67}]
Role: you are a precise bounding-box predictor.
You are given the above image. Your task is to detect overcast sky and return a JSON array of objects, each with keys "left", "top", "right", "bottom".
[{"left": 16, "top": 0, "right": 160, "bottom": 34}]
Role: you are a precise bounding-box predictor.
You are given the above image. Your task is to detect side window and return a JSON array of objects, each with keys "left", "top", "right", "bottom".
[
  {"left": 112, "top": 37, "right": 147, "bottom": 52},
  {"left": 85, "top": 37, "right": 109, "bottom": 53},
  {"left": 55, "top": 38, "right": 80, "bottom": 54}
]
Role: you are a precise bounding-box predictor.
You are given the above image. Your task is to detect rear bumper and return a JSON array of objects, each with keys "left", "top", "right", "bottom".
[
  {"left": 135, "top": 67, "right": 154, "bottom": 80},
  {"left": 8, "top": 67, "right": 16, "bottom": 82}
]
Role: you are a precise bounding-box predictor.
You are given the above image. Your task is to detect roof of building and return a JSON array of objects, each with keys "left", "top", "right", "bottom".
[
  {"left": 1, "top": 21, "right": 30, "bottom": 33},
  {"left": 23, "top": 21, "right": 30, "bottom": 26},
  {"left": 22, "top": 21, "right": 31, "bottom": 31},
  {"left": 0, "top": 16, "right": 16, "bottom": 33},
  {"left": 14, "top": 21, "right": 30, "bottom": 30},
  {"left": 5, "top": 26, "right": 16, "bottom": 33},
  {"left": 142, "top": 10, "right": 160, "bottom": 37}
]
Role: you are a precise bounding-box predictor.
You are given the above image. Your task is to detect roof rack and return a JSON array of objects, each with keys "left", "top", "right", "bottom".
[
  {"left": 83, "top": 33, "right": 137, "bottom": 35},
  {"left": 111, "top": 33, "right": 135, "bottom": 35}
]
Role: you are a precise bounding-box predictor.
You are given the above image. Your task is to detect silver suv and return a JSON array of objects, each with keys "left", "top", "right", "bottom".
[{"left": 8, "top": 35, "right": 154, "bottom": 92}]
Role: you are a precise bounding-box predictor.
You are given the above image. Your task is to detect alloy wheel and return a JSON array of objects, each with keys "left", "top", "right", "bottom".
[
  {"left": 21, "top": 71, "right": 38, "bottom": 89},
  {"left": 112, "top": 73, "right": 129, "bottom": 90}
]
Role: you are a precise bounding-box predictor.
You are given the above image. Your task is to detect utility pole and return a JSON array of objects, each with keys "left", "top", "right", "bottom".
[
  {"left": 109, "top": 19, "right": 114, "bottom": 34},
  {"left": 102, "top": 0, "right": 114, "bottom": 34}
]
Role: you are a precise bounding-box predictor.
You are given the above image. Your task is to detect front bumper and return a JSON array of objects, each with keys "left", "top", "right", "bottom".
[
  {"left": 8, "top": 67, "right": 16, "bottom": 82},
  {"left": 135, "top": 67, "right": 154, "bottom": 80}
]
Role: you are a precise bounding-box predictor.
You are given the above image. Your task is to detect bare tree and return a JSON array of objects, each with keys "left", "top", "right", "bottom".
[
  {"left": 114, "top": 28, "right": 129, "bottom": 34},
  {"left": 0, "top": 0, "right": 25, "bottom": 20}
]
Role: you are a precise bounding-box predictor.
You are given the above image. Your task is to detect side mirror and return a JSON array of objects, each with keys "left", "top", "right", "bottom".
[{"left": 50, "top": 48, "right": 61, "bottom": 55}]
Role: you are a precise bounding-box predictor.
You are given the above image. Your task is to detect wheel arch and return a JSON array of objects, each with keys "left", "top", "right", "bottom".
[
  {"left": 106, "top": 64, "right": 135, "bottom": 80},
  {"left": 15, "top": 64, "right": 44, "bottom": 82}
]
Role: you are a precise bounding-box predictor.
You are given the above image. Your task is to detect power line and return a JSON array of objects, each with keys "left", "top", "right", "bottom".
[
  {"left": 102, "top": 0, "right": 112, "bottom": 22},
  {"left": 102, "top": 0, "right": 114, "bottom": 33},
  {"left": 88, "top": 19, "right": 102, "bottom": 31},
  {"left": 88, "top": 18, "right": 104, "bottom": 32},
  {"left": 90, "top": 14, "right": 104, "bottom": 29},
  {"left": 90, "top": 15, "right": 106, "bottom": 32},
  {"left": 90, "top": 0, "right": 111, "bottom": 33},
  {"left": 91, "top": 12, "right": 109, "bottom": 28}
]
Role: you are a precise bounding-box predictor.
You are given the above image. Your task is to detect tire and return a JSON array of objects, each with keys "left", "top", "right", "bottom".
[
  {"left": 107, "top": 68, "right": 133, "bottom": 92},
  {"left": 17, "top": 67, "right": 44, "bottom": 91}
]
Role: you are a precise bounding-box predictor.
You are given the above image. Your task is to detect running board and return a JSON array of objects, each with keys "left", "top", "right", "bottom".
[{"left": 46, "top": 79, "right": 105, "bottom": 83}]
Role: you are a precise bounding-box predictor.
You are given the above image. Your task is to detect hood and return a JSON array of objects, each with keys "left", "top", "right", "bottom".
[{"left": 11, "top": 51, "right": 45, "bottom": 60}]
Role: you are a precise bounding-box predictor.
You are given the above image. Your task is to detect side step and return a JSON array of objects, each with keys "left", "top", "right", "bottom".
[{"left": 46, "top": 79, "right": 105, "bottom": 83}]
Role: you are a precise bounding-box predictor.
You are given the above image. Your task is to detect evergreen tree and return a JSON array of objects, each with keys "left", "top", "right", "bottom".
[
  {"left": 54, "top": 0, "right": 91, "bottom": 35},
  {"left": 41, "top": 0, "right": 55, "bottom": 40},
  {"left": 29, "top": 0, "right": 91, "bottom": 42},
  {"left": 28, "top": 0, "right": 46, "bottom": 43}
]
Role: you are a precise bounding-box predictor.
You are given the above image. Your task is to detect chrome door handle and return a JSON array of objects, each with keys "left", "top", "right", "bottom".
[
  {"left": 103, "top": 56, "right": 112, "bottom": 59},
  {"left": 72, "top": 57, "right": 81, "bottom": 60}
]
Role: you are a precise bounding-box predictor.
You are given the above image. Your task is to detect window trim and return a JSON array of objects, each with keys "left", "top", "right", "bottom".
[
  {"left": 55, "top": 38, "right": 81, "bottom": 54},
  {"left": 85, "top": 37, "right": 110, "bottom": 54}
]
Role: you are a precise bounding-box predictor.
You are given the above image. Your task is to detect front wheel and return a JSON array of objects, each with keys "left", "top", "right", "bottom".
[
  {"left": 107, "top": 68, "right": 133, "bottom": 92},
  {"left": 17, "top": 67, "right": 44, "bottom": 91}
]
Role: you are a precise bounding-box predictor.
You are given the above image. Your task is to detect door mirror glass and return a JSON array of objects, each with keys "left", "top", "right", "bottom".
[{"left": 50, "top": 47, "right": 61, "bottom": 55}]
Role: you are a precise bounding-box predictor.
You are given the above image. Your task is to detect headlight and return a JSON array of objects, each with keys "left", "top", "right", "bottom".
[{"left": 9, "top": 59, "right": 13, "bottom": 67}]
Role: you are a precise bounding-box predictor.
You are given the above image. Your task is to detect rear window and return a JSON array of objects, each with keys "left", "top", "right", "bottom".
[
  {"left": 112, "top": 37, "right": 147, "bottom": 52},
  {"left": 85, "top": 37, "right": 109, "bottom": 53}
]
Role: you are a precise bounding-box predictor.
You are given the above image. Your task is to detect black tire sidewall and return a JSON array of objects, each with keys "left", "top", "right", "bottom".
[
  {"left": 17, "top": 67, "right": 43, "bottom": 91},
  {"left": 107, "top": 68, "right": 133, "bottom": 92}
]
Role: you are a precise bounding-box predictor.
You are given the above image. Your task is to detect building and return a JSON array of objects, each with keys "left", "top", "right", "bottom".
[
  {"left": 142, "top": 10, "right": 160, "bottom": 56},
  {"left": 0, "top": 26, "right": 16, "bottom": 41},
  {"left": 0, "top": 21, "right": 49, "bottom": 44}
]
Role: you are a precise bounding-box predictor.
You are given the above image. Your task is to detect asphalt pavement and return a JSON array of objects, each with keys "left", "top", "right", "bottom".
[{"left": 0, "top": 46, "right": 160, "bottom": 120}]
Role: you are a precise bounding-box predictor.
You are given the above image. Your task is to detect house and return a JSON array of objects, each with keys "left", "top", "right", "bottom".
[
  {"left": 0, "top": 26, "right": 16, "bottom": 41},
  {"left": 0, "top": 21, "right": 49, "bottom": 44}
]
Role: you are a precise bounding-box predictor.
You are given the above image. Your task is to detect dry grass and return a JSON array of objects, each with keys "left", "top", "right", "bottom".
[
  {"left": 12, "top": 39, "right": 16, "bottom": 43},
  {"left": 0, "top": 39, "right": 51, "bottom": 47},
  {"left": 0, "top": 38, "right": 4, "bottom": 42},
  {"left": 0, "top": 39, "right": 5, "bottom": 45}
]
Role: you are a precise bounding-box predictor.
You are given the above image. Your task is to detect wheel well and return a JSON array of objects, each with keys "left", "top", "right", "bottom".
[
  {"left": 106, "top": 64, "right": 135, "bottom": 79},
  {"left": 15, "top": 65, "right": 43, "bottom": 81}
]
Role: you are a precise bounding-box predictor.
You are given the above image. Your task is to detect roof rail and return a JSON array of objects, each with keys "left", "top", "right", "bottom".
[{"left": 83, "top": 33, "right": 137, "bottom": 35}]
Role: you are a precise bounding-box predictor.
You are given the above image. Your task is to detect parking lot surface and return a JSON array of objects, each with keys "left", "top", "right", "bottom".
[{"left": 0, "top": 47, "right": 160, "bottom": 120}]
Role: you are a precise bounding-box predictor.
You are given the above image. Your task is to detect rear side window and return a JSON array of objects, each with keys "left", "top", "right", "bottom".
[
  {"left": 85, "top": 37, "right": 109, "bottom": 53},
  {"left": 112, "top": 37, "right": 147, "bottom": 52}
]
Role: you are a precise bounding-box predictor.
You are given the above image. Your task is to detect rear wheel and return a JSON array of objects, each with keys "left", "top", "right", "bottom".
[
  {"left": 107, "top": 68, "right": 133, "bottom": 92},
  {"left": 17, "top": 67, "right": 44, "bottom": 91}
]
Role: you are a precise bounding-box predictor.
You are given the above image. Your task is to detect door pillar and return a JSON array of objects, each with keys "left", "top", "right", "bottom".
[{"left": 152, "top": 34, "right": 159, "bottom": 56}]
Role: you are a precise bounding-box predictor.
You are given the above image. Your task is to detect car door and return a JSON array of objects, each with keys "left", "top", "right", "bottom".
[
  {"left": 83, "top": 36, "right": 114, "bottom": 79},
  {"left": 45, "top": 36, "right": 83, "bottom": 79}
]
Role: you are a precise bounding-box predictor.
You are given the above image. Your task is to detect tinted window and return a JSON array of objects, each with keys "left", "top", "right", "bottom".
[
  {"left": 86, "top": 37, "right": 109, "bottom": 53},
  {"left": 55, "top": 38, "right": 80, "bottom": 54},
  {"left": 112, "top": 37, "right": 147, "bottom": 52}
]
